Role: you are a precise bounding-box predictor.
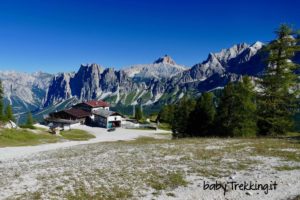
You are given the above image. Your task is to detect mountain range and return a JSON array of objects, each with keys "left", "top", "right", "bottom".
[
  {"left": 1, "top": 40, "right": 299, "bottom": 122},
  {"left": 0, "top": 71, "right": 53, "bottom": 114}
]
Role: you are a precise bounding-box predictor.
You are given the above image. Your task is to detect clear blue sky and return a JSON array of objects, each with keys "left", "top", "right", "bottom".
[{"left": 0, "top": 0, "right": 299, "bottom": 73}]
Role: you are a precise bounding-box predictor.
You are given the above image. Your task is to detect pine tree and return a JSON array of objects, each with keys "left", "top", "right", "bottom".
[
  {"left": 157, "top": 105, "right": 175, "bottom": 124},
  {"left": 4, "top": 104, "right": 15, "bottom": 122},
  {"left": 0, "top": 80, "right": 4, "bottom": 121},
  {"left": 172, "top": 97, "right": 196, "bottom": 138},
  {"left": 257, "top": 24, "right": 300, "bottom": 135},
  {"left": 215, "top": 76, "right": 257, "bottom": 137},
  {"left": 26, "top": 112, "right": 34, "bottom": 127},
  {"left": 187, "top": 92, "right": 216, "bottom": 136},
  {"left": 214, "top": 82, "right": 237, "bottom": 136},
  {"left": 233, "top": 76, "right": 257, "bottom": 136},
  {"left": 134, "top": 106, "right": 143, "bottom": 121}
]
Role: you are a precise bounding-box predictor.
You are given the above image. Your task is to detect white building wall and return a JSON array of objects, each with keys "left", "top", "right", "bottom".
[
  {"left": 107, "top": 115, "right": 122, "bottom": 122},
  {"left": 63, "top": 125, "right": 70, "bottom": 131}
]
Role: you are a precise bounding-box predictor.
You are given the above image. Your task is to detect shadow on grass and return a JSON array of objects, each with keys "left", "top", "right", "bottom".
[{"left": 276, "top": 132, "right": 300, "bottom": 143}]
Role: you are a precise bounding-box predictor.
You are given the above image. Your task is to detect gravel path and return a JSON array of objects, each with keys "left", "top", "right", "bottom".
[{"left": 0, "top": 125, "right": 169, "bottom": 161}]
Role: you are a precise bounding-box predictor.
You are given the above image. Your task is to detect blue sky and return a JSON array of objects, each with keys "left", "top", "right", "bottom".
[{"left": 0, "top": 0, "right": 299, "bottom": 73}]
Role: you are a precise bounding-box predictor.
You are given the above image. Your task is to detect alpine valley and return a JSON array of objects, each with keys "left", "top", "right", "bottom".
[{"left": 1, "top": 41, "right": 299, "bottom": 123}]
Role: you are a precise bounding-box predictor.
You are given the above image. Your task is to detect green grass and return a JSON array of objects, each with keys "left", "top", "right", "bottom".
[
  {"left": 124, "top": 136, "right": 300, "bottom": 176},
  {"left": 274, "top": 165, "right": 300, "bottom": 171},
  {"left": 124, "top": 136, "right": 169, "bottom": 145},
  {"left": 127, "top": 127, "right": 156, "bottom": 131},
  {"left": 19, "top": 124, "right": 36, "bottom": 129},
  {"left": 103, "top": 95, "right": 118, "bottom": 104},
  {"left": 140, "top": 91, "right": 152, "bottom": 104},
  {"left": 249, "top": 138, "right": 300, "bottom": 162},
  {"left": 34, "top": 126, "right": 48, "bottom": 131},
  {"left": 158, "top": 123, "right": 172, "bottom": 131},
  {"left": 65, "top": 185, "right": 133, "bottom": 200},
  {"left": 0, "top": 129, "right": 59, "bottom": 147},
  {"left": 146, "top": 171, "right": 188, "bottom": 191},
  {"left": 0, "top": 128, "right": 95, "bottom": 147},
  {"left": 285, "top": 132, "right": 300, "bottom": 137},
  {"left": 60, "top": 129, "right": 95, "bottom": 141},
  {"left": 125, "top": 91, "right": 137, "bottom": 105}
]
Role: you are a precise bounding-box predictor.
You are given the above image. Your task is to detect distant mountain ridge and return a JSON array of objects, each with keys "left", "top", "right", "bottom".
[
  {"left": 42, "top": 42, "right": 269, "bottom": 111},
  {"left": 123, "top": 55, "right": 187, "bottom": 80},
  {"left": 0, "top": 71, "right": 53, "bottom": 114},
  {"left": 1, "top": 40, "right": 299, "bottom": 121},
  {"left": 177, "top": 42, "right": 265, "bottom": 84}
]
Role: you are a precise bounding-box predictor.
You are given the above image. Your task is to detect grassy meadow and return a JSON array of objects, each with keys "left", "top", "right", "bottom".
[{"left": 0, "top": 128, "right": 95, "bottom": 147}]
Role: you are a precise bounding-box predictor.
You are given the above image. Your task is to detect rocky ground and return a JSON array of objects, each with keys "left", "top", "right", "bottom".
[{"left": 0, "top": 132, "right": 299, "bottom": 200}]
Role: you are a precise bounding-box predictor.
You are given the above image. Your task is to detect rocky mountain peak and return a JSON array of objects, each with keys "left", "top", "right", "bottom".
[
  {"left": 123, "top": 55, "right": 186, "bottom": 80},
  {"left": 153, "top": 55, "right": 176, "bottom": 65},
  {"left": 213, "top": 43, "right": 250, "bottom": 62},
  {"left": 251, "top": 41, "right": 264, "bottom": 49},
  {"left": 78, "top": 63, "right": 103, "bottom": 75}
]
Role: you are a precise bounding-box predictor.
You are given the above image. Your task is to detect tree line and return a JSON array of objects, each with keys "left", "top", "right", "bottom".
[{"left": 157, "top": 24, "right": 300, "bottom": 137}]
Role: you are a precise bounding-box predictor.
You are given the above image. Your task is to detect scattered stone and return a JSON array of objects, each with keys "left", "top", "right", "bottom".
[{"left": 246, "top": 191, "right": 252, "bottom": 196}]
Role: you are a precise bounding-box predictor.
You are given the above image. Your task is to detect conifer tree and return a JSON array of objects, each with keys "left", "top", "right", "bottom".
[
  {"left": 172, "top": 96, "right": 196, "bottom": 138},
  {"left": 26, "top": 112, "right": 34, "bottom": 127},
  {"left": 257, "top": 24, "right": 300, "bottom": 135},
  {"left": 5, "top": 104, "right": 15, "bottom": 122},
  {"left": 157, "top": 105, "right": 175, "bottom": 124},
  {"left": 234, "top": 76, "right": 257, "bottom": 136},
  {"left": 134, "top": 106, "right": 143, "bottom": 121},
  {"left": 214, "top": 82, "right": 237, "bottom": 136},
  {"left": 215, "top": 76, "right": 257, "bottom": 137},
  {"left": 187, "top": 92, "right": 216, "bottom": 136}
]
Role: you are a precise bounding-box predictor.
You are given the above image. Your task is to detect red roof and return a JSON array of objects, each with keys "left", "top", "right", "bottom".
[{"left": 83, "top": 100, "right": 110, "bottom": 108}]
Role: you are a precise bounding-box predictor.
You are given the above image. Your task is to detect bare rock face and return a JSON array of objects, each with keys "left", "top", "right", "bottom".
[
  {"left": 0, "top": 71, "right": 53, "bottom": 113},
  {"left": 5, "top": 40, "right": 300, "bottom": 121},
  {"left": 44, "top": 72, "right": 74, "bottom": 107},
  {"left": 1, "top": 42, "right": 270, "bottom": 115},
  {"left": 43, "top": 64, "right": 151, "bottom": 107},
  {"left": 177, "top": 42, "right": 265, "bottom": 84},
  {"left": 153, "top": 55, "right": 177, "bottom": 65},
  {"left": 70, "top": 63, "right": 103, "bottom": 100},
  {"left": 43, "top": 43, "right": 268, "bottom": 108},
  {"left": 123, "top": 55, "right": 187, "bottom": 80}
]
